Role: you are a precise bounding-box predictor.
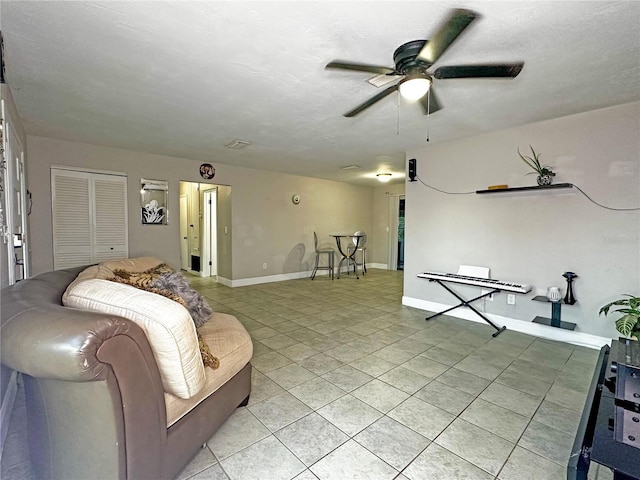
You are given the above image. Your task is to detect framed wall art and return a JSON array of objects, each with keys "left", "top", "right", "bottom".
[
  {"left": 199, "top": 163, "right": 215, "bottom": 180},
  {"left": 140, "top": 178, "right": 168, "bottom": 225}
]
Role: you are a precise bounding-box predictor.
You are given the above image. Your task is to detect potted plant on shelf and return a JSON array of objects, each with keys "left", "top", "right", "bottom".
[
  {"left": 599, "top": 294, "right": 640, "bottom": 340},
  {"left": 518, "top": 145, "right": 556, "bottom": 186}
]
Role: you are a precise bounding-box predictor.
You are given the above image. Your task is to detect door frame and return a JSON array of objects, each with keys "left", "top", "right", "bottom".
[
  {"left": 202, "top": 187, "right": 217, "bottom": 277},
  {"left": 179, "top": 194, "right": 189, "bottom": 271},
  {"left": 2, "top": 114, "right": 28, "bottom": 283}
]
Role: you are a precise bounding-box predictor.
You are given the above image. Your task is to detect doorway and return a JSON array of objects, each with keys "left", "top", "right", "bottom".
[{"left": 179, "top": 181, "right": 225, "bottom": 278}]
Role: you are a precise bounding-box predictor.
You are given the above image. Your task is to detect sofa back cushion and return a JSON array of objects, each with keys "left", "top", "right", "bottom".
[
  {"left": 62, "top": 257, "right": 166, "bottom": 303},
  {"left": 64, "top": 277, "right": 206, "bottom": 399}
]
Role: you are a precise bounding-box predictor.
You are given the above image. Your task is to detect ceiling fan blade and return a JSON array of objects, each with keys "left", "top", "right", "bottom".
[
  {"left": 417, "top": 9, "right": 478, "bottom": 65},
  {"left": 418, "top": 89, "right": 442, "bottom": 115},
  {"left": 344, "top": 84, "right": 399, "bottom": 117},
  {"left": 326, "top": 61, "right": 396, "bottom": 75},
  {"left": 434, "top": 63, "right": 524, "bottom": 79}
]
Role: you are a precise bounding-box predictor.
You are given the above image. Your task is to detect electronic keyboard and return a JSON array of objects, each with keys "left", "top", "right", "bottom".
[{"left": 417, "top": 271, "right": 531, "bottom": 294}]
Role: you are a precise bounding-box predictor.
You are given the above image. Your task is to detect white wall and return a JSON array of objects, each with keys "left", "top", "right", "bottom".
[
  {"left": 26, "top": 136, "right": 374, "bottom": 281},
  {"left": 404, "top": 102, "right": 640, "bottom": 340}
]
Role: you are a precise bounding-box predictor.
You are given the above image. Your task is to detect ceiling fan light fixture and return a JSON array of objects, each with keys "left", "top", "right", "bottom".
[
  {"left": 398, "top": 76, "right": 432, "bottom": 100},
  {"left": 376, "top": 173, "right": 393, "bottom": 182}
]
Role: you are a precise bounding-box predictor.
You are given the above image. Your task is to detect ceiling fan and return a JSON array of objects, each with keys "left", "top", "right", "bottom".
[{"left": 325, "top": 8, "right": 524, "bottom": 117}]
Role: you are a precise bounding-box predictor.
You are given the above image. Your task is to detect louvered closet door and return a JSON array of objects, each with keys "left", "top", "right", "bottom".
[
  {"left": 52, "top": 171, "right": 93, "bottom": 269},
  {"left": 94, "top": 177, "right": 128, "bottom": 261},
  {"left": 52, "top": 169, "right": 128, "bottom": 269}
]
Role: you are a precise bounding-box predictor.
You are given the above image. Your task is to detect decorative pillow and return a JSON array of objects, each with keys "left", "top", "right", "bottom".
[
  {"left": 151, "top": 272, "right": 213, "bottom": 327},
  {"left": 63, "top": 278, "right": 206, "bottom": 399}
]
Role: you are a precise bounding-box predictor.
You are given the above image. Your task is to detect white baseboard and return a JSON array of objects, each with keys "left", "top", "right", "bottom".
[
  {"left": 217, "top": 266, "right": 391, "bottom": 288},
  {"left": 216, "top": 276, "right": 233, "bottom": 287},
  {"left": 0, "top": 370, "right": 18, "bottom": 459},
  {"left": 368, "top": 263, "right": 388, "bottom": 270},
  {"left": 218, "top": 270, "right": 318, "bottom": 288},
  {"left": 402, "top": 296, "right": 611, "bottom": 350}
]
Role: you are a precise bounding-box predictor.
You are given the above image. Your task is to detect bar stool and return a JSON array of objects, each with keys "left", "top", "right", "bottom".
[
  {"left": 347, "top": 231, "right": 367, "bottom": 274},
  {"left": 311, "top": 232, "right": 335, "bottom": 280}
]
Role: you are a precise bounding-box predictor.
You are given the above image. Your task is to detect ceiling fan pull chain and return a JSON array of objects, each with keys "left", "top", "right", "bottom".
[
  {"left": 396, "top": 94, "right": 401, "bottom": 135},
  {"left": 426, "top": 91, "right": 430, "bottom": 142}
]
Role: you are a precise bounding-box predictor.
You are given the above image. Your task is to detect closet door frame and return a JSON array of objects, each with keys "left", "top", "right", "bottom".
[{"left": 51, "top": 166, "right": 128, "bottom": 269}]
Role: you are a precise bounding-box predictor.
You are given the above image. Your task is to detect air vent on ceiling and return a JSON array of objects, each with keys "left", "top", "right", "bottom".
[
  {"left": 367, "top": 74, "right": 402, "bottom": 88},
  {"left": 341, "top": 165, "right": 361, "bottom": 170},
  {"left": 225, "top": 139, "right": 251, "bottom": 149}
]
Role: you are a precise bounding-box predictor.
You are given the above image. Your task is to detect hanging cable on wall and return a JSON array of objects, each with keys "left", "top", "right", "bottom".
[
  {"left": 415, "top": 174, "right": 475, "bottom": 195},
  {"left": 571, "top": 184, "right": 640, "bottom": 211}
]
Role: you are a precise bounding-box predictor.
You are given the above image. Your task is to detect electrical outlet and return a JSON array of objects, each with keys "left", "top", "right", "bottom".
[
  {"left": 262, "top": 263, "right": 267, "bottom": 270},
  {"left": 507, "top": 294, "right": 516, "bottom": 305},
  {"left": 482, "top": 289, "right": 494, "bottom": 301}
]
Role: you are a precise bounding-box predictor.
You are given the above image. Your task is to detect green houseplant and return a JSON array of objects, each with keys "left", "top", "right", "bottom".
[
  {"left": 518, "top": 145, "right": 556, "bottom": 186},
  {"left": 599, "top": 294, "right": 640, "bottom": 339}
]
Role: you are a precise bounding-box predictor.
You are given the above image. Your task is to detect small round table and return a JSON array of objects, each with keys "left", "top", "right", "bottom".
[{"left": 330, "top": 234, "right": 365, "bottom": 279}]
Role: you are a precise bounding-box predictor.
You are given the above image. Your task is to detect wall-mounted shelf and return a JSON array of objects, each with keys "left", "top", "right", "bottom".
[{"left": 476, "top": 183, "right": 574, "bottom": 194}]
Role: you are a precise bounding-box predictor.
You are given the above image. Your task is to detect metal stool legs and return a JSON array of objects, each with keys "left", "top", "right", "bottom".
[
  {"left": 311, "top": 250, "right": 334, "bottom": 280},
  {"left": 347, "top": 246, "right": 367, "bottom": 275}
]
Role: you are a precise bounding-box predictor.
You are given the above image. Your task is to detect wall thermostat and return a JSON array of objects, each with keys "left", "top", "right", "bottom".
[{"left": 291, "top": 194, "right": 301, "bottom": 205}]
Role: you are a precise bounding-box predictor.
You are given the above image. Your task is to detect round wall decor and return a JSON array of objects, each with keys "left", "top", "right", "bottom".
[
  {"left": 291, "top": 194, "right": 301, "bottom": 205},
  {"left": 199, "top": 163, "right": 215, "bottom": 179}
]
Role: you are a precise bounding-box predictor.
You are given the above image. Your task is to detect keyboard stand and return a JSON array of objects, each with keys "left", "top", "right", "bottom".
[{"left": 425, "top": 280, "right": 507, "bottom": 337}]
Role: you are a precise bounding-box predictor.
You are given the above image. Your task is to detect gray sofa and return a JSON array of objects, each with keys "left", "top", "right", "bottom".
[{"left": 1, "top": 266, "right": 252, "bottom": 479}]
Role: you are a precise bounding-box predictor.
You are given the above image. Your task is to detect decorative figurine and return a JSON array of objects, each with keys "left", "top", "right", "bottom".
[
  {"left": 546, "top": 286, "right": 562, "bottom": 302},
  {"left": 563, "top": 272, "right": 577, "bottom": 305}
]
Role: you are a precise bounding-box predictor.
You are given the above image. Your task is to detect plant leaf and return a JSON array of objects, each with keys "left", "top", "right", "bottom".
[
  {"left": 615, "top": 314, "right": 639, "bottom": 337},
  {"left": 612, "top": 307, "right": 640, "bottom": 315},
  {"left": 600, "top": 298, "right": 634, "bottom": 315}
]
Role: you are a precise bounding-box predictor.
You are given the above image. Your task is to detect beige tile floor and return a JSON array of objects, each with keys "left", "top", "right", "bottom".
[
  {"left": 1, "top": 268, "right": 614, "bottom": 480},
  {"left": 178, "top": 269, "right": 612, "bottom": 480}
]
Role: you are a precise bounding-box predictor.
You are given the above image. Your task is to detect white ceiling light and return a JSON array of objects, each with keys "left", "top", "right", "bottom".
[
  {"left": 398, "top": 76, "right": 432, "bottom": 101},
  {"left": 376, "top": 173, "right": 393, "bottom": 182}
]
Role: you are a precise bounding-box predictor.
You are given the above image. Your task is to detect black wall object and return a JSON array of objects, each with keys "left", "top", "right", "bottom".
[
  {"left": 0, "top": 31, "right": 5, "bottom": 84},
  {"left": 191, "top": 255, "right": 201, "bottom": 272},
  {"left": 408, "top": 159, "right": 417, "bottom": 182}
]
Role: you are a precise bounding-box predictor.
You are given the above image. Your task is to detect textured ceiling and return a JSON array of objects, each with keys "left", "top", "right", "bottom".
[{"left": 1, "top": 1, "right": 639, "bottom": 186}]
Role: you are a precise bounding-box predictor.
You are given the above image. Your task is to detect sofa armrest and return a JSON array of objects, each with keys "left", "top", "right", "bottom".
[
  {"left": 1, "top": 302, "right": 140, "bottom": 381},
  {"left": 2, "top": 296, "right": 170, "bottom": 479}
]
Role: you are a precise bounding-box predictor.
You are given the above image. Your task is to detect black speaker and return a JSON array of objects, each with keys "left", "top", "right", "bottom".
[{"left": 408, "top": 158, "right": 417, "bottom": 182}]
